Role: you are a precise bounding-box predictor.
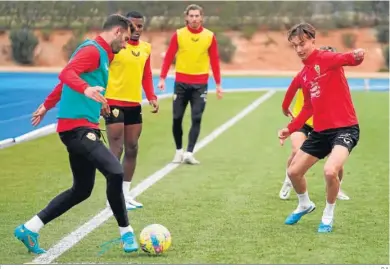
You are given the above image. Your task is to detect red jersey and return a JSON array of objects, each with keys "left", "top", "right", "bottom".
[{"left": 287, "top": 49, "right": 363, "bottom": 133}]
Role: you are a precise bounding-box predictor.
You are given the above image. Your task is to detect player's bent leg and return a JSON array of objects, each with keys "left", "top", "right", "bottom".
[
  {"left": 14, "top": 130, "right": 97, "bottom": 254},
  {"left": 172, "top": 82, "right": 189, "bottom": 163},
  {"left": 319, "top": 145, "right": 350, "bottom": 233},
  {"left": 319, "top": 125, "right": 359, "bottom": 233},
  {"left": 123, "top": 120, "right": 143, "bottom": 209},
  {"left": 83, "top": 129, "right": 138, "bottom": 252},
  {"left": 285, "top": 149, "right": 318, "bottom": 225},
  {"left": 37, "top": 153, "right": 96, "bottom": 223},
  {"left": 280, "top": 131, "right": 307, "bottom": 200}
]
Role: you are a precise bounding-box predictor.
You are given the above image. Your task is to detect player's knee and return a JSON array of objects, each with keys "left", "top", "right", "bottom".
[
  {"left": 287, "top": 165, "right": 303, "bottom": 180},
  {"left": 191, "top": 112, "right": 203, "bottom": 124},
  {"left": 71, "top": 185, "right": 93, "bottom": 202},
  {"left": 323, "top": 165, "right": 338, "bottom": 180},
  {"left": 173, "top": 114, "right": 183, "bottom": 123},
  {"left": 106, "top": 172, "right": 124, "bottom": 184},
  {"left": 116, "top": 144, "right": 124, "bottom": 156},
  {"left": 109, "top": 137, "right": 124, "bottom": 157},
  {"left": 124, "top": 143, "right": 138, "bottom": 158},
  {"left": 173, "top": 108, "right": 185, "bottom": 121}
]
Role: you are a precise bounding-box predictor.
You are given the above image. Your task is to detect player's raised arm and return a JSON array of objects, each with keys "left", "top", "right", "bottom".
[{"left": 320, "top": 48, "right": 365, "bottom": 70}]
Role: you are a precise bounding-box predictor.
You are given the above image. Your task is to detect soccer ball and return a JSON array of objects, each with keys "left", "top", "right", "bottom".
[{"left": 139, "top": 224, "right": 172, "bottom": 255}]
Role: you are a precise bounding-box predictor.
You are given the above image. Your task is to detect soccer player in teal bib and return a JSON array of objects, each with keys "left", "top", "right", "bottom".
[{"left": 14, "top": 14, "right": 139, "bottom": 254}]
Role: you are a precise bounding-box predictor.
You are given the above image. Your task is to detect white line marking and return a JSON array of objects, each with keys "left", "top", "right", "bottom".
[{"left": 32, "top": 90, "right": 276, "bottom": 264}]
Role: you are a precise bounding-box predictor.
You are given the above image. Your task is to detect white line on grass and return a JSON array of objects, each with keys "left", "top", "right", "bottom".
[{"left": 32, "top": 90, "right": 276, "bottom": 264}]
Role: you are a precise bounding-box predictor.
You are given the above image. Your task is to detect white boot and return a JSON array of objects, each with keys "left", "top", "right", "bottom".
[
  {"left": 172, "top": 149, "right": 184, "bottom": 163},
  {"left": 183, "top": 151, "right": 200, "bottom": 165}
]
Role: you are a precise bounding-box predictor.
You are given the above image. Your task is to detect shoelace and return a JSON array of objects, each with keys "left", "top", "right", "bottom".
[
  {"left": 98, "top": 235, "right": 135, "bottom": 256},
  {"left": 98, "top": 237, "right": 121, "bottom": 256},
  {"left": 97, "top": 129, "right": 107, "bottom": 144}
]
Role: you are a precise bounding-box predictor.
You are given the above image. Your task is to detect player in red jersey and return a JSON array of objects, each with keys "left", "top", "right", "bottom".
[
  {"left": 16, "top": 14, "right": 139, "bottom": 254},
  {"left": 278, "top": 46, "right": 350, "bottom": 202},
  {"left": 278, "top": 23, "right": 365, "bottom": 233}
]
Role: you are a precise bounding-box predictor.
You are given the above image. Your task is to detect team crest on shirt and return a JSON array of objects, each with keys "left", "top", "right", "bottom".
[
  {"left": 131, "top": 50, "right": 140, "bottom": 57},
  {"left": 86, "top": 132, "right": 96, "bottom": 141},
  {"left": 314, "top": 64, "right": 320, "bottom": 75},
  {"left": 112, "top": 108, "right": 119, "bottom": 118},
  {"left": 191, "top": 37, "right": 199, "bottom": 42}
]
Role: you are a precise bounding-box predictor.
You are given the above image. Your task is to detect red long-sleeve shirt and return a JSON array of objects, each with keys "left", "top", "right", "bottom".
[
  {"left": 43, "top": 36, "right": 114, "bottom": 133},
  {"left": 282, "top": 73, "right": 301, "bottom": 112},
  {"left": 160, "top": 25, "right": 221, "bottom": 85},
  {"left": 107, "top": 40, "right": 156, "bottom": 107},
  {"left": 287, "top": 49, "right": 363, "bottom": 133}
]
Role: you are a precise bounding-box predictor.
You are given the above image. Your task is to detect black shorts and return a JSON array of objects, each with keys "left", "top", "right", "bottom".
[
  {"left": 105, "top": 105, "right": 142, "bottom": 126},
  {"left": 174, "top": 82, "right": 207, "bottom": 103},
  {"left": 297, "top": 124, "right": 313, "bottom": 137},
  {"left": 301, "top": 124, "right": 360, "bottom": 159},
  {"left": 173, "top": 82, "right": 207, "bottom": 118}
]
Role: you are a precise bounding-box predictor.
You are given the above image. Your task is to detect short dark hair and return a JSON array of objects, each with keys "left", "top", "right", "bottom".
[
  {"left": 126, "top": 11, "right": 144, "bottom": 19},
  {"left": 319, "top": 46, "right": 337, "bottom": 52},
  {"left": 287, "top": 23, "right": 316, "bottom": 41},
  {"left": 102, "top": 14, "right": 129, "bottom": 31}
]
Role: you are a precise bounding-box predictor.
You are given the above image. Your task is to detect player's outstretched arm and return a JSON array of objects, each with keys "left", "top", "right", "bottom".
[
  {"left": 31, "top": 82, "right": 63, "bottom": 127},
  {"left": 321, "top": 48, "right": 365, "bottom": 70}
]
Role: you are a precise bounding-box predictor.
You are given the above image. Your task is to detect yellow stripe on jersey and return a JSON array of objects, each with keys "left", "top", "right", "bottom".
[
  {"left": 106, "top": 40, "right": 151, "bottom": 103},
  {"left": 292, "top": 89, "right": 313, "bottom": 128},
  {"left": 175, "top": 26, "right": 213, "bottom": 75}
]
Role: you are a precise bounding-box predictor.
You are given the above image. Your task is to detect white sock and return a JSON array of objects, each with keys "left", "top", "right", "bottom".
[
  {"left": 294, "top": 191, "right": 311, "bottom": 213},
  {"left": 123, "top": 181, "right": 131, "bottom": 197},
  {"left": 284, "top": 169, "right": 291, "bottom": 184},
  {"left": 322, "top": 201, "right": 336, "bottom": 225},
  {"left": 25, "top": 215, "right": 44, "bottom": 233},
  {"left": 176, "top": 148, "right": 183, "bottom": 153},
  {"left": 119, "top": 225, "right": 134, "bottom": 236}
]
